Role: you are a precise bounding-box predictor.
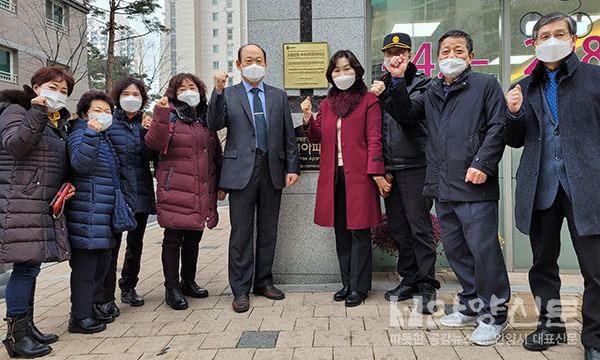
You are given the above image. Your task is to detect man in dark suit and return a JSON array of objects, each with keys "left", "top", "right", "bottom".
[
  {"left": 505, "top": 12, "right": 600, "bottom": 359},
  {"left": 207, "top": 44, "right": 300, "bottom": 313}
]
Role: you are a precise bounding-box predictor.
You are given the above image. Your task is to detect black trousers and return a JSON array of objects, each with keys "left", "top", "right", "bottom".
[
  {"left": 334, "top": 166, "right": 372, "bottom": 292},
  {"left": 69, "top": 248, "right": 112, "bottom": 319},
  {"left": 228, "top": 152, "right": 282, "bottom": 297},
  {"left": 119, "top": 213, "right": 150, "bottom": 290},
  {"left": 529, "top": 186, "right": 600, "bottom": 348},
  {"left": 162, "top": 228, "right": 203, "bottom": 289},
  {"left": 435, "top": 200, "right": 510, "bottom": 325},
  {"left": 384, "top": 167, "right": 439, "bottom": 288}
]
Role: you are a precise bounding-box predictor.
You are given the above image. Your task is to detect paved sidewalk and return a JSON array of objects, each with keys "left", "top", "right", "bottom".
[{"left": 0, "top": 208, "right": 586, "bottom": 360}]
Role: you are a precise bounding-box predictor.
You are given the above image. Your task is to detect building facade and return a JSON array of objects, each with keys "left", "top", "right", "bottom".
[
  {"left": 0, "top": 0, "right": 89, "bottom": 108},
  {"left": 160, "top": 0, "right": 248, "bottom": 91},
  {"left": 245, "top": 0, "right": 600, "bottom": 282}
]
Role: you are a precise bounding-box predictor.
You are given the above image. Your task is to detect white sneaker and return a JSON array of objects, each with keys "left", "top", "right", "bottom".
[
  {"left": 439, "top": 311, "right": 477, "bottom": 327},
  {"left": 469, "top": 322, "right": 508, "bottom": 346}
]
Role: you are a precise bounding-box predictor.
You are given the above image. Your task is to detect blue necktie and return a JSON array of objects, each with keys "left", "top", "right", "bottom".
[
  {"left": 251, "top": 87, "right": 268, "bottom": 153},
  {"left": 546, "top": 70, "right": 559, "bottom": 123}
]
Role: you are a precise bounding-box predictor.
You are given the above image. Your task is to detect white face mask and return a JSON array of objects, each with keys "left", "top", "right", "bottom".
[
  {"left": 177, "top": 90, "right": 201, "bottom": 107},
  {"left": 535, "top": 37, "right": 573, "bottom": 63},
  {"left": 242, "top": 64, "right": 266, "bottom": 83},
  {"left": 89, "top": 112, "right": 113, "bottom": 131},
  {"left": 120, "top": 96, "right": 142, "bottom": 113},
  {"left": 40, "top": 89, "right": 68, "bottom": 112},
  {"left": 439, "top": 57, "right": 468, "bottom": 78},
  {"left": 333, "top": 74, "right": 356, "bottom": 91}
]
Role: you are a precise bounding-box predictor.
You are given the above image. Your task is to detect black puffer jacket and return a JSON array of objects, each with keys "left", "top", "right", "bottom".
[
  {"left": 0, "top": 86, "right": 71, "bottom": 264},
  {"left": 379, "top": 62, "right": 431, "bottom": 171}
]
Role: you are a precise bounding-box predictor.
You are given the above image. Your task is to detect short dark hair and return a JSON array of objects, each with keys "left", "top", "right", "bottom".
[
  {"left": 165, "top": 73, "right": 208, "bottom": 114},
  {"left": 532, "top": 12, "right": 576, "bottom": 40},
  {"left": 111, "top": 77, "right": 149, "bottom": 110},
  {"left": 326, "top": 50, "right": 365, "bottom": 88},
  {"left": 76, "top": 91, "right": 115, "bottom": 118},
  {"left": 30, "top": 66, "right": 75, "bottom": 96},
  {"left": 237, "top": 43, "right": 267, "bottom": 62},
  {"left": 437, "top": 30, "right": 474, "bottom": 55}
]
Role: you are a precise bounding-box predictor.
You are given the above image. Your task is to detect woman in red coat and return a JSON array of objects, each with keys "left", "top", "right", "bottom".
[
  {"left": 302, "top": 50, "right": 390, "bottom": 307},
  {"left": 145, "top": 73, "right": 223, "bottom": 310}
]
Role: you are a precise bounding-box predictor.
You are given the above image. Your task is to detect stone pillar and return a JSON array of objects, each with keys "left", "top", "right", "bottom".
[{"left": 247, "top": 0, "right": 370, "bottom": 284}]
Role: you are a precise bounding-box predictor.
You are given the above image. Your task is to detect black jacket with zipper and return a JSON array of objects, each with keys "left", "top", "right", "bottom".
[{"left": 379, "top": 62, "right": 431, "bottom": 171}]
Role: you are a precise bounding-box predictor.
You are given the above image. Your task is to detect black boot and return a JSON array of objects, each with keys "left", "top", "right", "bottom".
[
  {"left": 3, "top": 314, "right": 52, "bottom": 358},
  {"left": 68, "top": 316, "right": 106, "bottom": 334},
  {"left": 180, "top": 280, "right": 209, "bottom": 298},
  {"left": 417, "top": 284, "right": 438, "bottom": 315},
  {"left": 334, "top": 285, "right": 350, "bottom": 302},
  {"left": 27, "top": 306, "right": 58, "bottom": 345},
  {"left": 384, "top": 284, "right": 417, "bottom": 302},
  {"left": 165, "top": 288, "right": 188, "bottom": 310},
  {"left": 92, "top": 304, "right": 115, "bottom": 324},
  {"left": 345, "top": 291, "right": 368, "bottom": 307},
  {"left": 523, "top": 328, "right": 567, "bottom": 351},
  {"left": 121, "top": 289, "right": 145, "bottom": 307}
]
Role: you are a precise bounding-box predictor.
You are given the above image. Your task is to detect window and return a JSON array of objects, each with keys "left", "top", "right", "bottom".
[
  {"left": 213, "top": 61, "right": 220, "bottom": 70},
  {"left": 227, "top": 44, "right": 234, "bottom": 57},
  {"left": 46, "top": 0, "right": 68, "bottom": 33},
  {"left": 0, "top": 47, "right": 17, "bottom": 84},
  {"left": 227, "top": 0, "right": 232, "bottom": 8},
  {"left": 212, "top": 12, "right": 219, "bottom": 21},
  {"left": 227, "top": 60, "right": 233, "bottom": 73},
  {"left": 213, "top": 28, "right": 219, "bottom": 37},
  {"left": 213, "top": 45, "right": 219, "bottom": 54},
  {"left": 227, "top": 11, "right": 233, "bottom": 24},
  {"left": 227, "top": 28, "right": 233, "bottom": 41},
  {"left": 212, "top": 0, "right": 218, "bottom": 4},
  {"left": 0, "top": 0, "right": 16, "bottom": 13}
]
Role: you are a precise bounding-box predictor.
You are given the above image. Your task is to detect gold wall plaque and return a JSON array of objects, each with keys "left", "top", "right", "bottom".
[{"left": 283, "top": 42, "right": 329, "bottom": 89}]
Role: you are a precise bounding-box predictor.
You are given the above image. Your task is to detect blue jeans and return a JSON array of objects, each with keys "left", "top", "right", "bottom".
[{"left": 5, "top": 263, "right": 41, "bottom": 317}]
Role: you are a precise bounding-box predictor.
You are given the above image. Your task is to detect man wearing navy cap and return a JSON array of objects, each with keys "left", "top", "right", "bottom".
[{"left": 370, "top": 33, "right": 439, "bottom": 314}]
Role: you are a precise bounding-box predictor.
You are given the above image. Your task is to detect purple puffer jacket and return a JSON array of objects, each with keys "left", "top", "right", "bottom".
[{"left": 145, "top": 104, "right": 222, "bottom": 230}]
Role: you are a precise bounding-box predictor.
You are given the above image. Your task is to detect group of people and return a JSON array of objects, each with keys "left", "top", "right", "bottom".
[{"left": 0, "top": 10, "right": 598, "bottom": 360}]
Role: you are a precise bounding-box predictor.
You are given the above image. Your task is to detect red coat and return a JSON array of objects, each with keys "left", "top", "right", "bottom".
[
  {"left": 304, "top": 92, "right": 385, "bottom": 229},
  {"left": 145, "top": 105, "right": 222, "bottom": 230}
]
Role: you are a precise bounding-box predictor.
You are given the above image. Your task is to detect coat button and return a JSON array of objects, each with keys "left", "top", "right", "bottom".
[
  {"left": 555, "top": 156, "right": 561, "bottom": 161},
  {"left": 538, "top": 137, "right": 542, "bottom": 141},
  {"left": 483, "top": 160, "right": 489, "bottom": 165},
  {"left": 475, "top": 158, "right": 480, "bottom": 162},
  {"left": 554, "top": 130, "right": 559, "bottom": 136}
]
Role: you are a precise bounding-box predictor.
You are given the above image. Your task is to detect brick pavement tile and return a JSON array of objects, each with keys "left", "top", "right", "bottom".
[
  {"left": 275, "top": 331, "right": 314, "bottom": 348},
  {"left": 185, "top": 309, "right": 223, "bottom": 323},
  {"left": 89, "top": 337, "right": 138, "bottom": 354},
  {"left": 253, "top": 348, "right": 294, "bottom": 360},
  {"left": 259, "top": 316, "right": 296, "bottom": 331},
  {"left": 282, "top": 306, "right": 315, "bottom": 319},
  {"left": 350, "top": 330, "right": 390, "bottom": 347},
  {"left": 295, "top": 318, "right": 329, "bottom": 331},
  {"left": 293, "top": 347, "right": 333, "bottom": 360},
  {"left": 249, "top": 306, "right": 284, "bottom": 319},
  {"left": 412, "top": 345, "right": 458, "bottom": 359},
  {"left": 388, "top": 330, "right": 429, "bottom": 346},
  {"left": 329, "top": 317, "right": 365, "bottom": 331},
  {"left": 213, "top": 348, "right": 255, "bottom": 360},
  {"left": 453, "top": 347, "right": 502, "bottom": 360},
  {"left": 313, "top": 330, "right": 351, "bottom": 347},
  {"left": 346, "top": 305, "right": 380, "bottom": 318},
  {"left": 176, "top": 349, "right": 218, "bottom": 360},
  {"left": 225, "top": 318, "right": 262, "bottom": 332},
  {"left": 373, "top": 346, "right": 416, "bottom": 360},
  {"left": 191, "top": 318, "right": 231, "bottom": 333},
  {"left": 314, "top": 305, "right": 346, "bottom": 318},
  {"left": 53, "top": 338, "right": 104, "bottom": 356},
  {"left": 200, "top": 331, "right": 242, "bottom": 349},
  {"left": 157, "top": 321, "right": 198, "bottom": 336},
  {"left": 166, "top": 334, "right": 207, "bottom": 352},
  {"left": 126, "top": 335, "right": 173, "bottom": 354},
  {"left": 333, "top": 346, "right": 374, "bottom": 360}
]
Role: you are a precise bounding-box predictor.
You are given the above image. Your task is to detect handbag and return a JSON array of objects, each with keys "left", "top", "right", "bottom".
[{"left": 102, "top": 139, "right": 137, "bottom": 233}]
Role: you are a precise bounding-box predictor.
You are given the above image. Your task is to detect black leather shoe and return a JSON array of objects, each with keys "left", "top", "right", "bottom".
[
  {"left": 253, "top": 284, "right": 285, "bottom": 300},
  {"left": 385, "top": 284, "right": 417, "bottom": 302},
  {"left": 103, "top": 301, "right": 120, "bottom": 318},
  {"left": 417, "top": 284, "right": 438, "bottom": 314},
  {"left": 585, "top": 346, "right": 600, "bottom": 360},
  {"left": 180, "top": 280, "right": 209, "bottom": 298},
  {"left": 68, "top": 316, "right": 106, "bottom": 334},
  {"left": 334, "top": 285, "right": 350, "bottom": 302},
  {"left": 3, "top": 314, "right": 52, "bottom": 358},
  {"left": 345, "top": 291, "right": 368, "bottom": 307},
  {"left": 121, "top": 289, "right": 145, "bottom": 307},
  {"left": 523, "top": 328, "right": 567, "bottom": 351},
  {"left": 92, "top": 304, "right": 115, "bottom": 324},
  {"left": 165, "top": 288, "right": 188, "bottom": 310}
]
